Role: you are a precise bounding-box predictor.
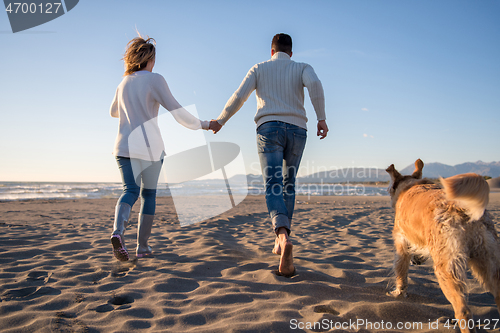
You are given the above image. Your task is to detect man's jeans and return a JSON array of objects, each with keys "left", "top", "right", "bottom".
[{"left": 257, "top": 121, "right": 307, "bottom": 235}]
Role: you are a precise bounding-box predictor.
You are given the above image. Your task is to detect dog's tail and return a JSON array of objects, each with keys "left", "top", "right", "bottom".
[{"left": 440, "top": 173, "right": 490, "bottom": 221}]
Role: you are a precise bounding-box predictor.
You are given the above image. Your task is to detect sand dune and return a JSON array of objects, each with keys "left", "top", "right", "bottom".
[{"left": 1, "top": 194, "right": 499, "bottom": 332}]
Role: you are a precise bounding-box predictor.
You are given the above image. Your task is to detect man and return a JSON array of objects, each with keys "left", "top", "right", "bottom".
[{"left": 210, "top": 33, "right": 328, "bottom": 277}]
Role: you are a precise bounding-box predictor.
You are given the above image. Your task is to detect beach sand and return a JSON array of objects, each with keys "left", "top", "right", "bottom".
[{"left": 1, "top": 193, "right": 500, "bottom": 332}]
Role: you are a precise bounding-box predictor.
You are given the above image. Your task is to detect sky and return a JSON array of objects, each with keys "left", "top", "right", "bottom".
[{"left": 0, "top": 0, "right": 499, "bottom": 182}]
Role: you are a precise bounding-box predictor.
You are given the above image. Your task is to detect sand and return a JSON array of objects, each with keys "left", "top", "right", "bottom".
[
  {"left": 488, "top": 177, "right": 500, "bottom": 192},
  {"left": 1, "top": 193, "right": 500, "bottom": 333}
]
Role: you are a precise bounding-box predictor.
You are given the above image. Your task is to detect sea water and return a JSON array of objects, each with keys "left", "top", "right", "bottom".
[{"left": 0, "top": 180, "right": 388, "bottom": 201}]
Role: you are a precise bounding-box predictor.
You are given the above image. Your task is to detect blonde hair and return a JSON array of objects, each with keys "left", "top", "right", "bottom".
[{"left": 123, "top": 35, "right": 156, "bottom": 75}]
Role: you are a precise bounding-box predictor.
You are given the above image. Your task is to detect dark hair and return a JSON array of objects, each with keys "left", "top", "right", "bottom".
[{"left": 271, "top": 33, "right": 292, "bottom": 54}]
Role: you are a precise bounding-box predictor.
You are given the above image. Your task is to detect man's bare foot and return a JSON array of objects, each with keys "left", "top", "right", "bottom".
[
  {"left": 278, "top": 240, "right": 295, "bottom": 277},
  {"left": 272, "top": 237, "right": 281, "bottom": 255},
  {"left": 276, "top": 229, "right": 294, "bottom": 277}
]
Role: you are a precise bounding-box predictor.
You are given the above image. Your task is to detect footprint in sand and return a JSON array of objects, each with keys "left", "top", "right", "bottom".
[
  {"left": 95, "top": 304, "right": 114, "bottom": 313},
  {"left": 2, "top": 286, "right": 59, "bottom": 300},
  {"left": 26, "top": 270, "right": 53, "bottom": 284},
  {"left": 94, "top": 294, "right": 134, "bottom": 313},
  {"left": 50, "top": 312, "right": 88, "bottom": 333},
  {"left": 109, "top": 294, "right": 134, "bottom": 306},
  {"left": 314, "top": 305, "right": 340, "bottom": 315},
  {"left": 27, "top": 270, "right": 48, "bottom": 281},
  {"left": 111, "top": 260, "right": 136, "bottom": 277}
]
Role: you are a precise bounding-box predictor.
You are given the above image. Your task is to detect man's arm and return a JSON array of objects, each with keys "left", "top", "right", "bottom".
[
  {"left": 303, "top": 65, "right": 328, "bottom": 139},
  {"left": 215, "top": 66, "right": 257, "bottom": 127},
  {"left": 302, "top": 65, "right": 326, "bottom": 122}
]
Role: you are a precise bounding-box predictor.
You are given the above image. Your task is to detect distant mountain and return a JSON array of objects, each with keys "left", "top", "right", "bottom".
[
  {"left": 247, "top": 174, "right": 264, "bottom": 184},
  {"left": 229, "top": 173, "right": 263, "bottom": 184},
  {"left": 298, "top": 168, "right": 389, "bottom": 183},
  {"left": 298, "top": 161, "right": 500, "bottom": 183},
  {"left": 400, "top": 161, "right": 500, "bottom": 178},
  {"left": 229, "top": 161, "right": 500, "bottom": 184}
]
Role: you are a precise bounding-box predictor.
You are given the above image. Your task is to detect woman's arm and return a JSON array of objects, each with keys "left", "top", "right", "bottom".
[
  {"left": 110, "top": 88, "right": 119, "bottom": 118},
  {"left": 151, "top": 74, "right": 208, "bottom": 130}
]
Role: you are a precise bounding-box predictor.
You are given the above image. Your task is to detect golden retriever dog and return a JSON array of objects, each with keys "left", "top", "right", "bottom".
[{"left": 386, "top": 159, "right": 498, "bottom": 333}]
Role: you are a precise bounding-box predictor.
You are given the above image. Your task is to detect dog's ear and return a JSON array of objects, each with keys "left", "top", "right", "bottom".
[
  {"left": 411, "top": 159, "right": 424, "bottom": 179},
  {"left": 386, "top": 164, "right": 403, "bottom": 182}
]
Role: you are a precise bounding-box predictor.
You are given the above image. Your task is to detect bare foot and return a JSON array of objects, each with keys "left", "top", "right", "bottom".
[
  {"left": 278, "top": 238, "right": 295, "bottom": 277},
  {"left": 272, "top": 237, "right": 281, "bottom": 255}
]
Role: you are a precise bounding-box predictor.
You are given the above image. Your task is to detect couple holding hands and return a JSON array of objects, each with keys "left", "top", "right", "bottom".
[{"left": 110, "top": 33, "right": 328, "bottom": 277}]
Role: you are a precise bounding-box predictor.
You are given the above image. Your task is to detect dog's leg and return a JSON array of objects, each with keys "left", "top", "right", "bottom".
[
  {"left": 388, "top": 233, "right": 410, "bottom": 297},
  {"left": 492, "top": 269, "right": 500, "bottom": 314},
  {"left": 469, "top": 232, "right": 500, "bottom": 314},
  {"left": 469, "top": 256, "right": 500, "bottom": 311},
  {"left": 434, "top": 257, "right": 474, "bottom": 333}
]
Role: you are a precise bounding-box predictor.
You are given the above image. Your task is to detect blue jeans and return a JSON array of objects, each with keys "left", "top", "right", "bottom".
[
  {"left": 257, "top": 121, "right": 307, "bottom": 235},
  {"left": 116, "top": 157, "right": 163, "bottom": 215}
]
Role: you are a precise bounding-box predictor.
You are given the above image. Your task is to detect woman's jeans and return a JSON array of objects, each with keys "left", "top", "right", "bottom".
[
  {"left": 116, "top": 157, "right": 163, "bottom": 216},
  {"left": 257, "top": 121, "right": 307, "bottom": 235}
]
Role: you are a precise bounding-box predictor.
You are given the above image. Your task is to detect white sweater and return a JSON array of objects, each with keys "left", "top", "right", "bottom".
[
  {"left": 110, "top": 71, "right": 208, "bottom": 159},
  {"left": 217, "top": 52, "right": 326, "bottom": 129}
]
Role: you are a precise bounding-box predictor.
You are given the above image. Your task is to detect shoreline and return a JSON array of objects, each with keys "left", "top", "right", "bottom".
[
  {"left": 4, "top": 190, "right": 500, "bottom": 204},
  {"left": 2, "top": 179, "right": 497, "bottom": 202}
]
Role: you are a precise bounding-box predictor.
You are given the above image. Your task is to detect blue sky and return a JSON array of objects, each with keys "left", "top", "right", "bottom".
[{"left": 0, "top": 0, "right": 499, "bottom": 182}]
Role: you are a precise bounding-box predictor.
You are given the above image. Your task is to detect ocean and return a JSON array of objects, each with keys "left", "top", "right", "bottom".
[{"left": 0, "top": 181, "right": 388, "bottom": 201}]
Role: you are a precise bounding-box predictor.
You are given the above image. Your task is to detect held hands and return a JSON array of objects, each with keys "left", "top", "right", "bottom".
[
  {"left": 317, "top": 120, "right": 328, "bottom": 139},
  {"left": 209, "top": 119, "right": 222, "bottom": 134},
  {"left": 208, "top": 119, "right": 326, "bottom": 137}
]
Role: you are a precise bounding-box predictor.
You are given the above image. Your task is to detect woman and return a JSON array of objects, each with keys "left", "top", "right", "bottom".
[{"left": 110, "top": 35, "right": 210, "bottom": 261}]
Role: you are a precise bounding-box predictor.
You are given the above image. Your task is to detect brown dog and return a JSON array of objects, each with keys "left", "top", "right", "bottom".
[{"left": 386, "top": 159, "right": 498, "bottom": 333}]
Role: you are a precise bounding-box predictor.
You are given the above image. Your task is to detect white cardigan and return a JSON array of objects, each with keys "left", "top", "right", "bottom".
[{"left": 110, "top": 71, "right": 208, "bottom": 159}]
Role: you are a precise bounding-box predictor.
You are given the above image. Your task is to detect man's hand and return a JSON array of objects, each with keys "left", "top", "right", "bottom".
[
  {"left": 317, "top": 120, "right": 328, "bottom": 139},
  {"left": 209, "top": 120, "right": 222, "bottom": 134}
]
